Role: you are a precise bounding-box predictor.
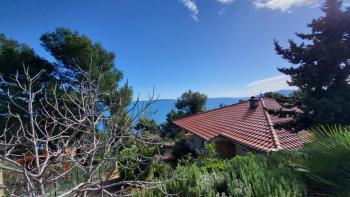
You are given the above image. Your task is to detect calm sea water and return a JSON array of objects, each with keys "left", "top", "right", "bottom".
[
  {"left": 130, "top": 90, "right": 293, "bottom": 124},
  {"left": 130, "top": 97, "right": 242, "bottom": 124}
]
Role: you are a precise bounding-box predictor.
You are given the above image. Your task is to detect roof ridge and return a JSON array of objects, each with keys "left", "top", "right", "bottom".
[
  {"left": 260, "top": 97, "right": 282, "bottom": 151},
  {"left": 173, "top": 99, "right": 251, "bottom": 122}
]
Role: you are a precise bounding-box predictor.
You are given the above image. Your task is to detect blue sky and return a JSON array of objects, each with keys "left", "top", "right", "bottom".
[{"left": 1, "top": 0, "right": 348, "bottom": 99}]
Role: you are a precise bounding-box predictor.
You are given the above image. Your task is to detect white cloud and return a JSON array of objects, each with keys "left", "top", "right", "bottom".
[
  {"left": 247, "top": 75, "right": 288, "bottom": 87},
  {"left": 180, "top": 0, "right": 199, "bottom": 21},
  {"left": 179, "top": 0, "right": 328, "bottom": 19},
  {"left": 179, "top": 0, "right": 235, "bottom": 21},
  {"left": 252, "top": 0, "right": 317, "bottom": 12},
  {"left": 231, "top": 75, "right": 297, "bottom": 97},
  {"left": 216, "top": 0, "right": 235, "bottom": 5}
]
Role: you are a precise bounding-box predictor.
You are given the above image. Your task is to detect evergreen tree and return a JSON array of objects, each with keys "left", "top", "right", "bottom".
[
  {"left": 161, "top": 90, "right": 207, "bottom": 138},
  {"left": 263, "top": 92, "right": 285, "bottom": 101},
  {"left": 175, "top": 90, "right": 207, "bottom": 115},
  {"left": 274, "top": 0, "right": 350, "bottom": 130},
  {"left": 219, "top": 103, "right": 227, "bottom": 108},
  {"left": 0, "top": 28, "right": 133, "bottom": 137},
  {"left": 0, "top": 34, "right": 54, "bottom": 134},
  {"left": 161, "top": 109, "right": 185, "bottom": 139},
  {"left": 135, "top": 118, "right": 159, "bottom": 135},
  {"left": 40, "top": 28, "right": 133, "bottom": 127},
  {"left": 238, "top": 99, "right": 246, "bottom": 103}
]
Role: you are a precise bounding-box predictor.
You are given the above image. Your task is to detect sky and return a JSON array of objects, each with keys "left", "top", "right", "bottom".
[{"left": 1, "top": 0, "right": 349, "bottom": 100}]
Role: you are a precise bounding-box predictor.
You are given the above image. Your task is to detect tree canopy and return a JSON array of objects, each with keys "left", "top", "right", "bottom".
[
  {"left": 274, "top": 0, "right": 350, "bottom": 129},
  {"left": 0, "top": 34, "right": 54, "bottom": 133},
  {"left": 161, "top": 90, "right": 207, "bottom": 138},
  {"left": 135, "top": 118, "right": 159, "bottom": 135},
  {"left": 39, "top": 28, "right": 133, "bottom": 131},
  {"left": 0, "top": 28, "right": 133, "bottom": 136},
  {"left": 175, "top": 90, "right": 207, "bottom": 115}
]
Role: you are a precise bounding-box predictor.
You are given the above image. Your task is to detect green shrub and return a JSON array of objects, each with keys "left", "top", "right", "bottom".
[
  {"left": 145, "top": 158, "right": 173, "bottom": 181},
  {"left": 118, "top": 145, "right": 139, "bottom": 180},
  {"left": 198, "top": 143, "right": 225, "bottom": 173},
  {"left": 137, "top": 164, "right": 216, "bottom": 197},
  {"left": 118, "top": 141, "right": 158, "bottom": 180},
  {"left": 171, "top": 138, "right": 195, "bottom": 162},
  {"left": 224, "top": 152, "right": 306, "bottom": 197},
  {"left": 137, "top": 151, "right": 306, "bottom": 196}
]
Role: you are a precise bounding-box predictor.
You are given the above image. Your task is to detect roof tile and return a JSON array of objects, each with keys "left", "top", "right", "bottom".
[{"left": 173, "top": 97, "right": 307, "bottom": 153}]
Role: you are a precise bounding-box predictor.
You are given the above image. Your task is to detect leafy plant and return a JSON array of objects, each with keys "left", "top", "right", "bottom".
[
  {"left": 224, "top": 152, "right": 306, "bottom": 197},
  {"left": 136, "top": 151, "right": 306, "bottom": 196},
  {"left": 198, "top": 143, "right": 225, "bottom": 173},
  {"left": 297, "top": 125, "right": 350, "bottom": 196}
]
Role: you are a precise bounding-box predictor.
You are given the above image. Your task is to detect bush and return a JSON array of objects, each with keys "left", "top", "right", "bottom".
[
  {"left": 171, "top": 138, "right": 195, "bottom": 162},
  {"left": 118, "top": 143, "right": 157, "bottom": 180},
  {"left": 197, "top": 143, "right": 225, "bottom": 173},
  {"left": 224, "top": 152, "right": 306, "bottom": 197},
  {"left": 137, "top": 164, "right": 218, "bottom": 197},
  {"left": 136, "top": 151, "right": 306, "bottom": 196},
  {"left": 145, "top": 158, "right": 173, "bottom": 182}
]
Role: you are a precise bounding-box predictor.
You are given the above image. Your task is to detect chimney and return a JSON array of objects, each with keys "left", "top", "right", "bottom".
[{"left": 249, "top": 96, "right": 259, "bottom": 109}]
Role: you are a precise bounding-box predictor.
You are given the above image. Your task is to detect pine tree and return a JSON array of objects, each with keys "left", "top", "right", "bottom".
[
  {"left": 161, "top": 90, "right": 207, "bottom": 138},
  {"left": 40, "top": 28, "right": 133, "bottom": 127},
  {"left": 274, "top": 0, "right": 350, "bottom": 130},
  {"left": 175, "top": 90, "right": 207, "bottom": 115},
  {"left": 0, "top": 34, "right": 54, "bottom": 134},
  {"left": 135, "top": 118, "right": 159, "bottom": 134}
]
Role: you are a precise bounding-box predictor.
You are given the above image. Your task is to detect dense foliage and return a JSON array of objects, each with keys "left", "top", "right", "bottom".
[
  {"left": 0, "top": 28, "right": 133, "bottom": 137},
  {"left": 0, "top": 29, "right": 155, "bottom": 195},
  {"left": 161, "top": 90, "right": 207, "bottom": 139},
  {"left": 137, "top": 151, "right": 306, "bottom": 197},
  {"left": 297, "top": 125, "right": 350, "bottom": 196},
  {"left": 0, "top": 35, "right": 54, "bottom": 134},
  {"left": 137, "top": 125, "right": 350, "bottom": 197},
  {"left": 1, "top": 0, "right": 350, "bottom": 195},
  {"left": 263, "top": 91, "right": 286, "bottom": 101},
  {"left": 274, "top": 0, "right": 350, "bottom": 130},
  {"left": 175, "top": 90, "right": 207, "bottom": 115},
  {"left": 135, "top": 118, "right": 160, "bottom": 135},
  {"left": 41, "top": 28, "right": 133, "bottom": 125}
]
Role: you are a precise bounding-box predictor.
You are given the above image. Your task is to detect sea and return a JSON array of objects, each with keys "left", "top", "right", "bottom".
[{"left": 130, "top": 90, "right": 293, "bottom": 124}]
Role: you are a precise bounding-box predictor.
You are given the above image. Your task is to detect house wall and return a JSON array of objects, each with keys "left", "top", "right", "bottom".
[
  {"left": 215, "top": 140, "right": 236, "bottom": 158},
  {"left": 186, "top": 134, "right": 255, "bottom": 158},
  {"left": 211, "top": 136, "right": 237, "bottom": 158},
  {"left": 193, "top": 136, "right": 204, "bottom": 150},
  {"left": 211, "top": 136, "right": 256, "bottom": 158},
  {"left": 236, "top": 144, "right": 248, "bottom": 156},
  {"left": 186, "top": 134, "right": 204, "bottom": 151}
]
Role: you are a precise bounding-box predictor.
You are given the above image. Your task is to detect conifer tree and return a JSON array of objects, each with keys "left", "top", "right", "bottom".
[
  {"left": 40, "top": 28, "right": 133, "bottom": 127},
  {"left": 0, "top": 35, "right": 54, "bottom": 134},
  {"left": 175, "top": 90, "right": 207, "bottom": 115},
  {"left": 161, "top": 90, "right": 207, "bottom": 138},
  {"left": 274, "top": 0, "right": 350, "bottom": 130}
]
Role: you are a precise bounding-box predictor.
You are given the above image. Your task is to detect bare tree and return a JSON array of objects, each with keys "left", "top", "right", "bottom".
[{"left": 0, "top": 65, "right": 165, "bottom": 196}]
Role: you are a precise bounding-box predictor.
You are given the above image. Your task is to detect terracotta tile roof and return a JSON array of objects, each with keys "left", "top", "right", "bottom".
[{"left": 173, "top": 97, "right": 308, "bottom": 153}]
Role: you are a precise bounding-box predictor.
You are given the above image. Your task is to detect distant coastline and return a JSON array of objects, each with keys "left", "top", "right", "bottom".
[{"left": 131, "top": 90, "right": 293, "bottom": 123}]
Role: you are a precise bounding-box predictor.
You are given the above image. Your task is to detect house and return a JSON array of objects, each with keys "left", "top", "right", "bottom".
[{"left": 173, "top": 96, "right": 309, "bottom": 158}]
